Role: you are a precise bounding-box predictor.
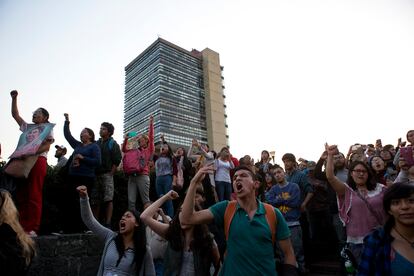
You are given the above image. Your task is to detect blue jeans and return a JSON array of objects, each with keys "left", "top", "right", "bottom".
[
  {"left": 154, "top": 258, "right": 164, "bottom": 276},
  {"left": 155, "top": 175, "right": 174, "bottom": 217},
  {"left": 348, "top": 243, "right": 364, "bottom": 266},
  {"left": 215, "top": 181, "right": 232, "bottom": 201}
]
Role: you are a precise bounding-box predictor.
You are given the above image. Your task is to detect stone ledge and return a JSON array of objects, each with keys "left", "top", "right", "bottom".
[{"left": 28, "top": 233, "right": 104, "bottom": 276}]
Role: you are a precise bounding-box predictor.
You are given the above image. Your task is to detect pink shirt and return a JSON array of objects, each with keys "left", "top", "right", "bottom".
[
  {"left": 338, "top": 183, "right": 387, "bottom": 244},
  {"left": 121, "top": 118, "right": 154, "bottom": 175}
]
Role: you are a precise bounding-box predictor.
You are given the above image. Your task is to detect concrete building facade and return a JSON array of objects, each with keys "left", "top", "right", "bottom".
[{"left": 124, "top": 38, "right": 228, "bottom": 150}]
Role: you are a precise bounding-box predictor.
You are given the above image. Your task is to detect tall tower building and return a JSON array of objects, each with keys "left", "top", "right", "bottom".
[{"left": 124, "top": 38, "right": 228, "bottom": 150}]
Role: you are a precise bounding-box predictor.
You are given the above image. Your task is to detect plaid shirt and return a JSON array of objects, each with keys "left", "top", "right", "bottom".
[{"left": 358, "top": 227, "right": 392, "bottom": 276}]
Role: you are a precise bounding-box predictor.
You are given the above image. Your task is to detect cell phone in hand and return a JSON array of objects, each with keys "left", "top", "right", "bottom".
[
  {"left": 376, "top": 139, "right": 382, "bottom": 147},
  {"left": 400, "top": 146, "right": 414, "bottom": 167},
  {"left": 128, "top": 131, "right": 137, "bottom": 138}
]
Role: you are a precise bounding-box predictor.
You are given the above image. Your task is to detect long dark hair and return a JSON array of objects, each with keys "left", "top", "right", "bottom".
[
  {"left": 165, "top": 206, "right": 213, "bottom": 254},
  {"left": 114, "top": 209, "right": 146, "bottom": 275},
  {"left": 346, "top": 161, "right": 376, "bottom": 191},
  {"left": 382, "top": 182, "right": 414, "bottom": 234},
  {"left": 175, "top": 147, "right": 190, "bottom": 164},
  {"left": 160, "top": 142, "right": 174, "bottom": 159}
]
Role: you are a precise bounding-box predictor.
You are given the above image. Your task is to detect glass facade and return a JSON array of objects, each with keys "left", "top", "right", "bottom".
[{"left": 124, "top": 39, "right": 208, "bottom": 147}]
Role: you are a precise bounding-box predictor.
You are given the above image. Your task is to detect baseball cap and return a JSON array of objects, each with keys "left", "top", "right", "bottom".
[{"left": 55, "top": 145, "right": 67, "bottom": 154}]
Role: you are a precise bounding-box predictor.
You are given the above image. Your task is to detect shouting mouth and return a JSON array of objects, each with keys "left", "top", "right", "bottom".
[
  {"left": 119, "top": 221, "right": 126, "bottom": 231},
  {"left": 236, "top": 182, "right": 243, "bottom": 193}
]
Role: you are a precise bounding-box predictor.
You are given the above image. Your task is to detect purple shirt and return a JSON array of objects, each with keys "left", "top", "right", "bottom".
[{"left": 338, "top": 183, "right": 387, "bottom": 244}]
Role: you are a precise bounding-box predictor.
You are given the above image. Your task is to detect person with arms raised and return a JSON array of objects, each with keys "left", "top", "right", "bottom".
[
  {"left": 77, "top": 185, "right": 155, "bottom": 276},
  {"left": 9, "top": 90, "right": 54, "bottom": 236},
  {"left": 325, "top": 143, "right": 387, "bottom": 265},
  {"left": 181, "top": 164, "right": 298, "bottom": 276},
  {"left": 63, "top": 113, "right": 101, "bottom": 233}
]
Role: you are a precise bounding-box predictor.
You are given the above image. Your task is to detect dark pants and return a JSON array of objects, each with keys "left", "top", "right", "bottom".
[
  {"left": 215, "top": 181, "right": 232, "bottom": 201},
  {"left": 62, "top": 175, "right": 94, "bottom": 233},
  {"left": 155, "top": 175, "right": 174, "bottom": 217}
]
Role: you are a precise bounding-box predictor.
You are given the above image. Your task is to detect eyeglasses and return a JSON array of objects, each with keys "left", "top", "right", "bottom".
[{"left": 352, "top": 169, "right": 368, "bottom": 174}]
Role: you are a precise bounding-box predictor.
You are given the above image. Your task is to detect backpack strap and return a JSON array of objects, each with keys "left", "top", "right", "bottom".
[
  {"left": 224, "top": 200, "right": 237, "bottom": 241},
  {"left": 107, "top": 137, "right": 114, "bottom": 151},
  {"left": 263, "top": 202, "right": 277, "bottom": 244},
  {"left": 224, "top": 200, "right": 277, "bottom": 244}
]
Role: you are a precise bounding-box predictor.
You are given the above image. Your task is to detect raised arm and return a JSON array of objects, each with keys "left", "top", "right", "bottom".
[
  {"left": 63, "top": 113, "right": 81, "bottom": 149},
  {"left": 122, "top": 134, "right": 129, "bottom": 153},
  {"left": 187, "top": 138, "right": 201, "bottom": 160},
  {"left": 140, "top": 191, "right": 178, "bottom": 239},
  {"left": 76, "top": 186, "right": 113, "bottom": 240},
  {"left": 314, "top": 151, "right": 328, "bottom": 181},
  {"left": 148, "top": 115, "right": 154, "bottom": 154},
  {"left": 10, "top": 90, "right": 24, "bottom": 126},
  {"left": 180, "top": 164, "right": 215, "bottom": 225},
  {"left": 325, "top": 143, "right": 346, "bottom": 196}
]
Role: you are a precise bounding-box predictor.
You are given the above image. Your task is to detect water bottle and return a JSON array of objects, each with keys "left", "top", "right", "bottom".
[
  {"left": 344, "top": 260, "right": 356, "bottom": 274},
  {"left": 341, "top": 246, "right": 356, "bottom": 275}
]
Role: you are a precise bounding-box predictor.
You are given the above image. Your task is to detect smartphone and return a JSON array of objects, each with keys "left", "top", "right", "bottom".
[
  {"left": 400, "top": 146, "right": 414, "bottom": 167},
  {"left": 376, "top": 139, "right": 382, "bottom": 147}
]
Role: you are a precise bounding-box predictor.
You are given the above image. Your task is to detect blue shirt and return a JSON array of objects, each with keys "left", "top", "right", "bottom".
[
  {"left": 64, "top": 121, "right": 101, "bottom": 178},
  {"left": 286, "top": 169, "right": 313, "bottom": 201},
  {"left": 266, "top": 182, "right": 301, "bottom": 225},
  {"left": 358, "top": 228, "right": 392, "bottom": 276}
]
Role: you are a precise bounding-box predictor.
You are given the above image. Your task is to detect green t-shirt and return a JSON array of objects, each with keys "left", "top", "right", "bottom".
[{"left": 210, "top": 200, "right": 290, "bottom": 276}]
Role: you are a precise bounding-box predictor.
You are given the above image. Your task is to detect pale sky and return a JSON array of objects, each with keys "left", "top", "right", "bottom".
[{"left": 1, "top": 0, "right": 413, "bottom": 165}]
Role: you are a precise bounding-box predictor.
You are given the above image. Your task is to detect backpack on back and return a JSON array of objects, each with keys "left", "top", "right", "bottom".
[
  {"left": 224, "top": 200, "right": 277, "bottom": 244},
  {"left": 122, "top": 149, "right": 146, "bottom": 175}
]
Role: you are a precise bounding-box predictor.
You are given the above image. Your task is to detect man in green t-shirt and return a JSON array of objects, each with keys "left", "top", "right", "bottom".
[{"left": 181, "top": 164, "right": 297, "bottom": 275}]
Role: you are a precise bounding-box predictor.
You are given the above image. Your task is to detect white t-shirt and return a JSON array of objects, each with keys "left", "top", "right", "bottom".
[{"left": 214, "top": 159, "right": 234, "bottom": 183}]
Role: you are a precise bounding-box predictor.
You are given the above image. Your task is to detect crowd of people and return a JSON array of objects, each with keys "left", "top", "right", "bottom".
[{"left": 1, "top": 90, "right": 414, "bottom": 275}]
